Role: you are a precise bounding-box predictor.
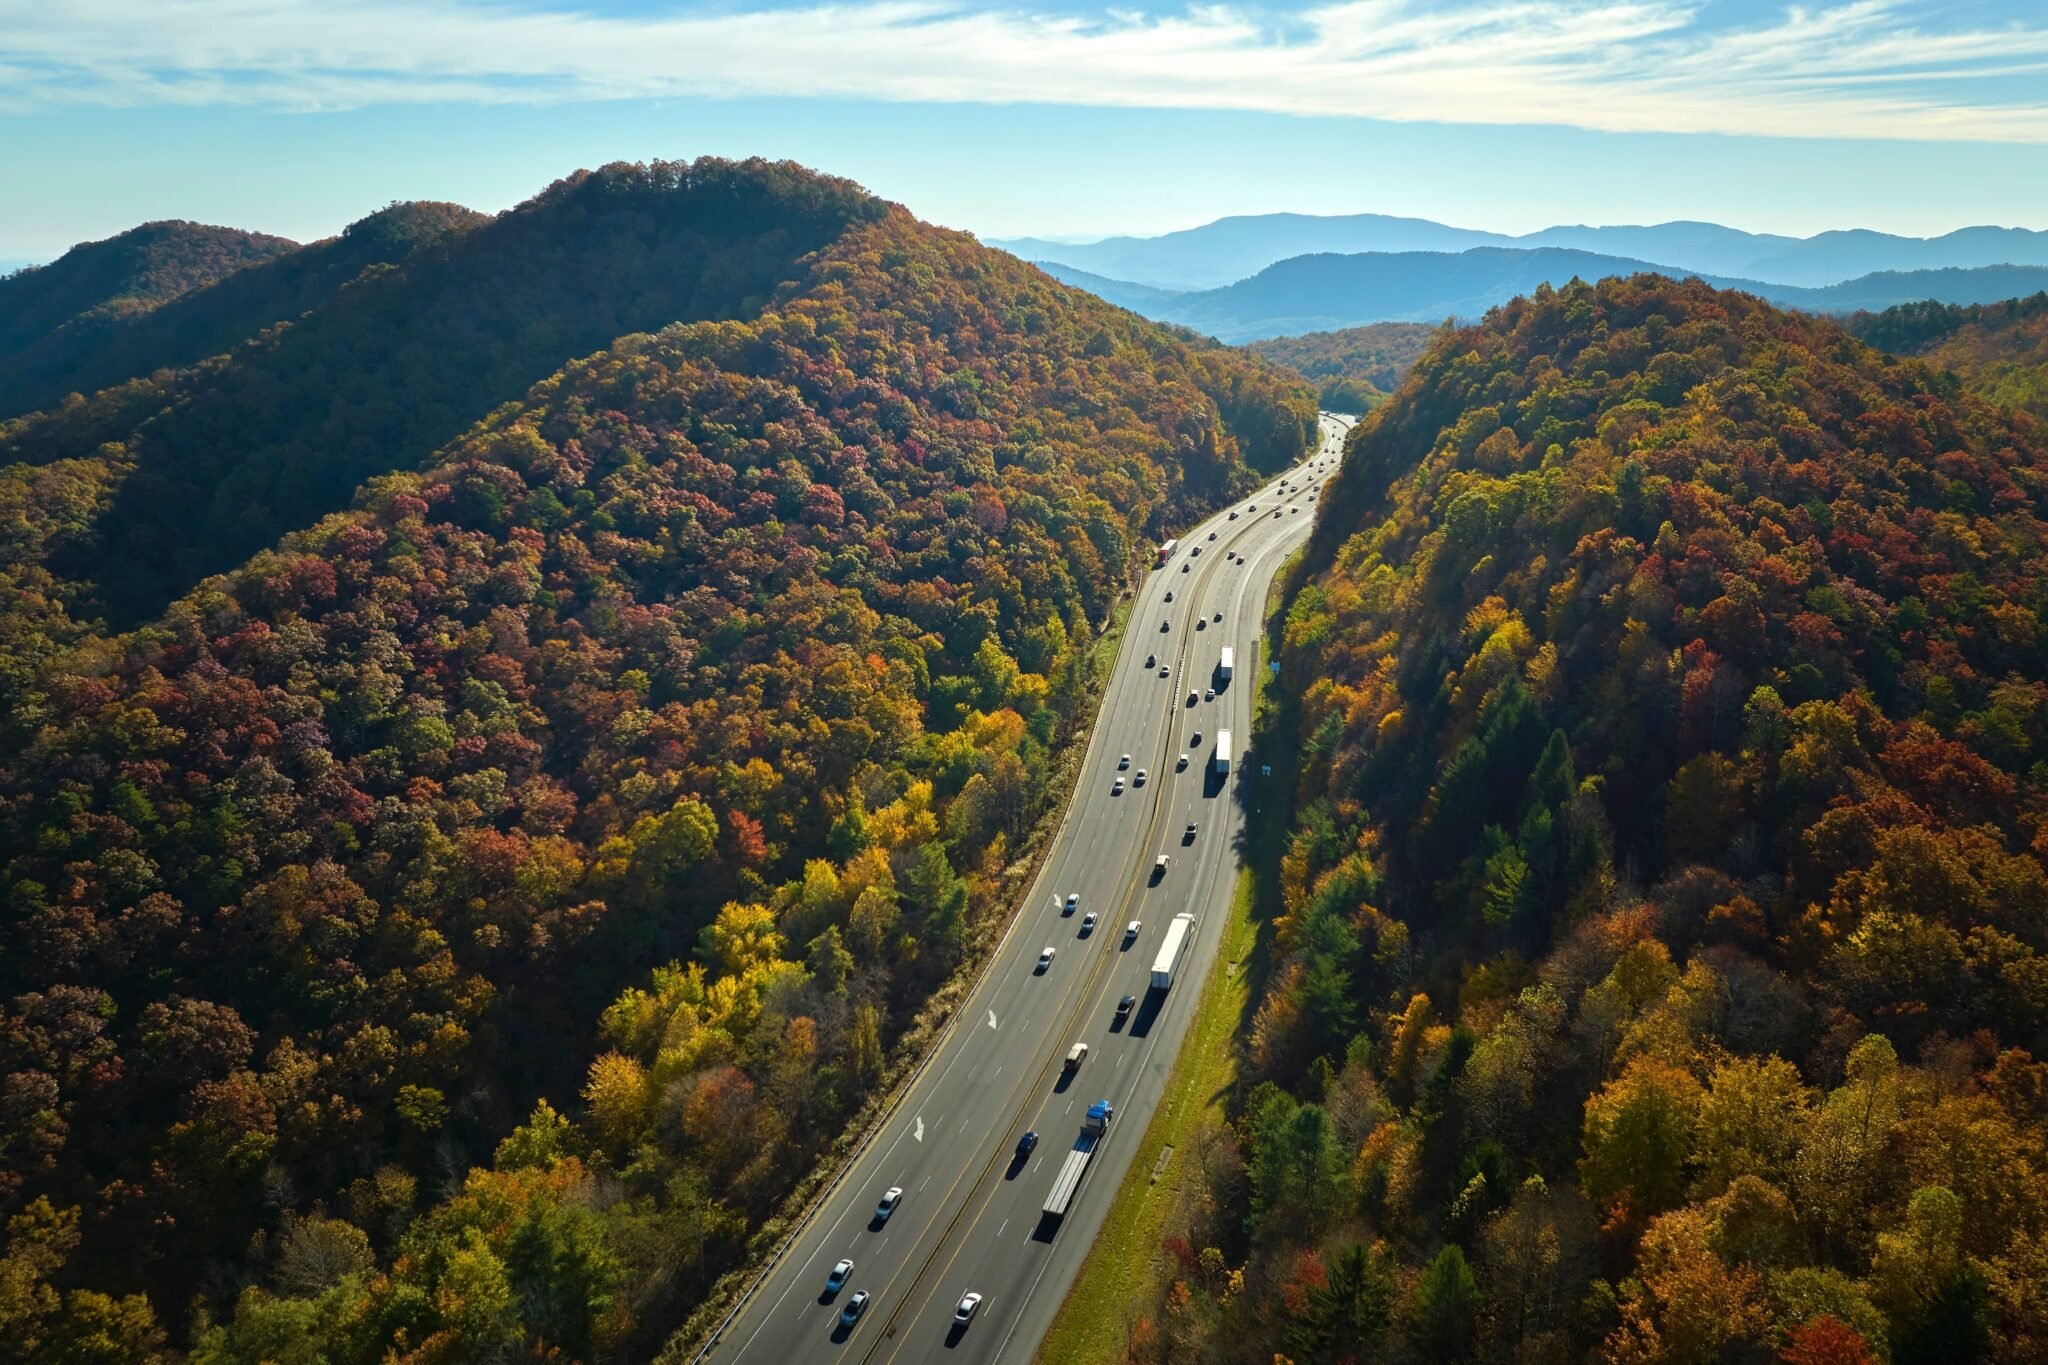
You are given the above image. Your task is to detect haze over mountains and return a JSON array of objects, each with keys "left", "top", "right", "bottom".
[
  {"left": 994, "top": 212, "right": 2048, "bottom": 292},
  {"left": 1036, "top": 250, "right": 2048, "bottom": 342}
]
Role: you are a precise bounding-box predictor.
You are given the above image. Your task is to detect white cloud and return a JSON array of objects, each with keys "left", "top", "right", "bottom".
[{"left": 4, "top": 0, "right": 2048, "bottom": 141}]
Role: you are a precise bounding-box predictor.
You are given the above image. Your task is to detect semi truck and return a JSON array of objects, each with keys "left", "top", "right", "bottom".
[
  {"left": 1041, "top": 1100, "right": 1115, "bottom": 1222},
  {"left": 1217, "top": 646, "right": 1234, "bottom": 683},
  {"left": 1150, "top": 912, "right": 1196, "bottom": 990},
  {"left": 1155, "top": 539, "right": 1179, "bottom": 568},
  {"left": 1214, "top": 729, "right": 1232, "bottom": 776}
]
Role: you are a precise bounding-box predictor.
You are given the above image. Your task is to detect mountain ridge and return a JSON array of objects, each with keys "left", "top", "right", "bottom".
[{"left": 993, "top": 211, "right": 2048, "bottom": 292}]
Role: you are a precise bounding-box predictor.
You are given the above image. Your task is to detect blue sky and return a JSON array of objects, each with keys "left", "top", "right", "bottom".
[{"left": 5, "top": 0, "right": 2048, "bottom": 260}]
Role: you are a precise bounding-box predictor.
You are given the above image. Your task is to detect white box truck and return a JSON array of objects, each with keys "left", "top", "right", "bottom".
[
  {"left": 1150, "top": 912, "right": 1196, "bottom": 990},
  {"left": 1218, "top": 646, "right": 1234, "bottom": 683},
  {"left": 1214, "top": 729, "right": 1232, "bottom": 776},
  {"left": 1041, "top": 1100, "right": 1115, "bottom": 1222}
]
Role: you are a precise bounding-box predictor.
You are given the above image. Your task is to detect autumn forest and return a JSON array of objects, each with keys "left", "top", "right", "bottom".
[{"left": 3, "top": 158, "right": 2048, "bottom": 1365}]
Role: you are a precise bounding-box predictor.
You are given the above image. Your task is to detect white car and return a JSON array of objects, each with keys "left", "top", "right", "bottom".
[
  {"left": 1158, "top": 665, "right": 1170, "bottom": 677},
  {"left": 1205, "top": 688, "right": 1215, "bottom": 701},
  {"left": 1064, "top": 892, "right": 1079, "bottom": 913},
  {"left": 1134, "top": 769, "right": 1147, "bottom": 785},
  {"left": 841, "top": 1289, "right": 871, "bottom": 1326},
  {"left": 1177, "top": 753, "right": 1189, "bottom": 769},
  {"left": 1113, "top": 776, "right": 1125, "bottom": 793},
  {"left": 955, "top": 1292, "right": 982, "bottom": 1325},
  {"left": 1082, "top": 912, "right": 1097, "bottom": 932},
  {"left": 1038, "top": 947, "right": 1055, "bottom": 971},
  {"left": 1125, "top": 920, "right": 1141, "bottom": 940},
  {"left": 825, "top": 1259, "right": 853, "bottom": 1295},
  {"left": 1119, "top": 754, "right": 1131, "bottom": 769},
  {"left": 875, "top": 1187, "right": 903, "bottom": 1221}
]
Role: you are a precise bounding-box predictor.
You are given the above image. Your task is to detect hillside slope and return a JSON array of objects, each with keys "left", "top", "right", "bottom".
[
  {"left": 1123, "top": 276, "right": 2048, "bottom": 1363},
  {"left": 0, "top": 158, "right": 1313, "bottom": 1359},
  {"left": 1848, "top": 292, "right": 2048, "bottom": 420},
  {"left": 0, "top": 221, "right": 298, "bottom": 360},
  {"left": 1247, "top": 321, "right": 1439, "bottom": 411},
  {"left": 0, "top": 161, "right": 887, "bottom": 631},
  {"left": 0, "top": 202, "right": 487, "bottom": 422}
]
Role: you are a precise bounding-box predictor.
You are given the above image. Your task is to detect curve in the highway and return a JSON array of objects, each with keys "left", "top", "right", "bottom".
[{"left": 699, "top": 414, "right": 1354, "bottom": 1365}]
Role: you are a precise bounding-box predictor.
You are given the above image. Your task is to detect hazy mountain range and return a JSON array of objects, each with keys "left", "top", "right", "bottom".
[
  {"left": 1033, "top": 251, "right": 2048, "bottom": 343},
  {"left": 992, "top": 212, "right": 2048, "bottom": 292}
]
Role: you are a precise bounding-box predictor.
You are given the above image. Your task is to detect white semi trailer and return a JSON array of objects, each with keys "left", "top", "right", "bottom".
[{"left": 1150, "top": 912, "right": 1196, "bottom": 990}]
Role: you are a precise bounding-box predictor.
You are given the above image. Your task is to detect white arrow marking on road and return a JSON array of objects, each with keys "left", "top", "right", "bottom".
[
  {"left": 986, "top": 1009, "right": 998, "bottom": 1030},
  {"left": 914, "top": 1115, "right": 924, "bottom": 1142}
]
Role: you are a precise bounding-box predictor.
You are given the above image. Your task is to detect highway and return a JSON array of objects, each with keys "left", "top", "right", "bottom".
[{"left": 699, "top": 413, "right": 1353, "bottom": 1365}]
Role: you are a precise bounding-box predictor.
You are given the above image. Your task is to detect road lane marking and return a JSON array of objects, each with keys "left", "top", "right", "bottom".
[
  {"left": 987, "top": 1009, "right": 998, "bottom": 1029},
  {"left": 998, "top": 1220, "right": 1008, "bottom": 1238},
  {"left": 913, "top": 1116, "right": 924, "bottom": 1142}
]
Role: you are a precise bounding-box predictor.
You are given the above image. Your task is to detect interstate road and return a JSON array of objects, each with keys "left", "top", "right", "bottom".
[{"left": 700, "top": 413, "right": 1354, "bottom": 1365}]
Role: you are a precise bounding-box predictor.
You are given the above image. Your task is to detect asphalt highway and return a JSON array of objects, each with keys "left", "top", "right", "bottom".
[{"left": 699, "top": 413, "right": 1354, "bottom": 1365}]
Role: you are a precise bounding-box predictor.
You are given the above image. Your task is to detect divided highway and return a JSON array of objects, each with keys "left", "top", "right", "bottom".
[{"left": 699, "top": 413, "right": 1353, "bottom": 1365}]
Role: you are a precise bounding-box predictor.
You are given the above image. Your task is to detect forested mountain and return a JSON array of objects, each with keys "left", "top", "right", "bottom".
[
  {"left": 1000, "top": 212, "right": 2048, "bottom": 296},
  {"left": 0, "top": 201, "right": 487, "bottom": 422},
  {"left": 1849, "top": 292, "right": 2048, "bottom": 420},
  {"left": 1127, "top": 275, "right": 2048, "bottom": 1363},
  {"left": 0, "top": 221, "right": 299, "bottom": 363},
  {"left": 0, "top": 157, "right": 1315, "bottom": 1360},
  {"left": 1246, "top": 322, "right": 1439, "bottom": 412},
  {"left": 1029, "top": 259, "right": 1190, "bottom": 314},
  {"left": 0, "top": 162, "right": 898, "bottom": 634}
]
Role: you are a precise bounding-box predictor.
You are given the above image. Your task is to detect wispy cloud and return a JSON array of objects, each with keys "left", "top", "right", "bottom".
[{"left": 6, "top": 0, "right": 2048, "bottom": 141}]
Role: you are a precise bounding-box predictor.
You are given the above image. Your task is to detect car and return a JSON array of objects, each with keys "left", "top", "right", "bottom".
[
  {"left": 1191, "top": 546, "right": 1201, "bottom": 557},
  {"left": 1161, "top": 619, "right": 1171, "bottom": 631},
  {"left": 1191, "top": 730, "right": 1203, "bottom": 744},
  {"left": 1181, "top": 562, "right": 1191, "bottom": 573},
  {"left": 825, "top": 1259, "right": 853, "bottom": 1295},
  {"left": 1158, "top": 665, "right": 1170, "bottom": 677},
  {"left": 1064, "top": 1042, "right": 1089, "bottom": 1071},
  {"left": 1017, "top": 1130, "right": 1039, "bottom": 1156},
  {"left": 1125, "top": 920, "right": 1141, "bottom": 940},
  {"left": 1037, "top": 947, "right": 1055, "bottom": 970},
  {"left": 1134, "top": 768, "right": 1147, "bottom": 785},
  {"left": 1187, "top": 690, "right": 1199, "bottom": 706},
  {"left": 1144, "top": 653, "right": 1155, "bottom": 667},
  {"left": 1207, "top": 531, "right": 1218, "bottom": 541},
  {"left": 1113, "top": 776, "right": 1124, "bottom": 793},
  {"left": 1116, "top": 993, "right": 1136, "bottom": 1019},
  {"left": 1082, "top": 911, "right": 1098, "bottom": 932},
  {"left": 956, "top": 1292, "right": 983, "bottom": 1325},
  {"left": 1064, "top": 892, "right": 1079, "bottom": 913},
  {"left": 1164, "top": 590, "right": 1174, "bottom": 602},
  {"left": 1213, "top": 611, "right": 1223, "bottom": 622},
  {"left": 1185, "top": 820, "right": 1199, "bottom": 841},
  {"left": 1205, "top": 688, "right": 1215, "bottom": 701},
  {"left": 1228, "top": 510, "right": 1238, "bottom": 520},
  {"left": 1119, "top": 754, "right": 1131, "bottom": 769},
  {"left": 1177, "top": 752, "right": 1189, "bottom": 769},
  {"left": 1248, "top": 502, "right": 1258, "bottom": 511},
  {"left": 841, "top": 1290, "right": 870, "bottom": 1326},
  {"left": 876, "top": 1187, "right": 903, "bottom": 1221},
  {"left": 1291, "top": 506, "right": 1299, "bottom": 513},
  {"left": 1273, "top": 509, "right": 1282, "bottom": 518},
  {"left": 1196, "top": 619, "right": 1206, "bottom": 630}
]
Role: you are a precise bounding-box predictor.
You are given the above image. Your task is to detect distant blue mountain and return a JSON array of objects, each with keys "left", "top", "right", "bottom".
[
  {"left": 992, "top": 213, "right": 2048, "bottom": 293},
  {"left": 1032, "top": 245, "right": 2048, "bottom": 342}
]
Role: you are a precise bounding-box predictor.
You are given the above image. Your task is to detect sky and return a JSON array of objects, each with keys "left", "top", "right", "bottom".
[{"left": 5, "top": 0, "right": 2048, "bottom": 262}]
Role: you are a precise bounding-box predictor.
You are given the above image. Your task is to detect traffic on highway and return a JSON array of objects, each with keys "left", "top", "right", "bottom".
[{"left": 698, "top": 414, "right": 1352, "bottom": 1365}]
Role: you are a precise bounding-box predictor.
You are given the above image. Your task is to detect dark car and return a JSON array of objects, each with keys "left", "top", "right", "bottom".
[
  {"left": 1017, "top": 1130, "right": 1039, "bottom": 1156},
  {"left": 1116, "top": 994, "right": 1135, "bottom": 1020}
]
